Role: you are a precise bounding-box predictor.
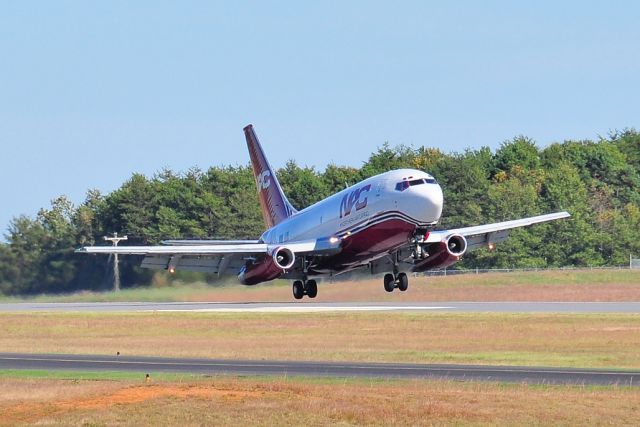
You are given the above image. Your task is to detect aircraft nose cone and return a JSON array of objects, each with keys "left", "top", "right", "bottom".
[
  {"left": 395, "top": 180, "right": 444, "bottom": 224},
  {"left": 424, "top": 184, "right": 444, "bottom": 220}
]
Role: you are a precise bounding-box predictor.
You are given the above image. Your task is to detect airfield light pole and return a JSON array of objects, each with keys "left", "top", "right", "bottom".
[{"left": 104, "top": 232, "right": 128, "bottom": 292}]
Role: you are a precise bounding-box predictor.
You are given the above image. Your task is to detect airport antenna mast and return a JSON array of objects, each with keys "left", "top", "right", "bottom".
[{"left": 104, "top": 232, "right": 128, "bottom": 292}]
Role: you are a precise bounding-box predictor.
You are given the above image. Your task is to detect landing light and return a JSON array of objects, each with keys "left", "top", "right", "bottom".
[
  {"left": 168, "top": 267, "right": 176, "bottom": 274},
  {"left": 488, "top": 243, "right": 495, "bottom": 251},
  {"left": 329, "top": 236, "right": 339, "bottom": 244}
]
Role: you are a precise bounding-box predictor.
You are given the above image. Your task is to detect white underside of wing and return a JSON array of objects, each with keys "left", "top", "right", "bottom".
[
  {"left": 448, "top": 211, "right": 570, "bottom": 237},
  {"left": 77, "top": 243, "right": 269, "bottom": 256},
  {"left": 77, "top": 237, "right": 334, "bottom": 256},
  {"left": 161, "top": 239, "right": 262, "bottom": 246}
]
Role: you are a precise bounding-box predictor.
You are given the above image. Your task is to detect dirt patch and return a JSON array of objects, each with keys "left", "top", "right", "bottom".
[{"left": 0, "top": 384, "right": 268, "bottom": 425}]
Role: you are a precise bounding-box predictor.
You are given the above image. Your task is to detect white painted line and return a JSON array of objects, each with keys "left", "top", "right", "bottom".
[{"left": 148, "top": 306, "right": 454, "bottom": 313}]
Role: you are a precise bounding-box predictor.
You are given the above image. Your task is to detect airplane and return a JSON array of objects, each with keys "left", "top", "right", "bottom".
[{"left": 78, "top": 124, "right": 570, "bottom": 299}]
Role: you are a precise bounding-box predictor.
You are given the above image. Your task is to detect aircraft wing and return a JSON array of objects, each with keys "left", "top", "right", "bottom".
[
  {"left": 161, "top": 239, "right": 262, "bottom": 246},
  {"left": 78, "top": 242, "right": 268, "bottom": 256},
  {"left": 424, "top": 211, "right": 571, "bottom": 250},
  {"left": 76, "top": 237, "right": 342, "bottom": 276}
]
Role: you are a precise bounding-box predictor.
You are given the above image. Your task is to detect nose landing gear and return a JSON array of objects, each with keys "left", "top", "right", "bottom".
[
  {"left": 383, "top": 272, "right": 408, "bottom": 292},
  {"left": 292, "top": 279, "right": 318, "bottom": 300}
]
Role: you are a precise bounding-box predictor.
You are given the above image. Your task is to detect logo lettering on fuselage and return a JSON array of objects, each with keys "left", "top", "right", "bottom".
[
  {"left": 340, "top": 184, "right": 371, "bottom": 218},
  {"left": 257, "top": 171, "right": 271, "bottom": 190}
]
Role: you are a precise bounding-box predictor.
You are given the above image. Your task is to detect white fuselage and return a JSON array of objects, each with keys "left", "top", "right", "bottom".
[{"left": 260, "top": 169, "right": 444, "bottom": 261}]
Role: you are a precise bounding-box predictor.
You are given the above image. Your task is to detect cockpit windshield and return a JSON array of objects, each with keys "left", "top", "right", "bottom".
[{"left": 394, "top": 177, "right": 437, "bottom": 191}]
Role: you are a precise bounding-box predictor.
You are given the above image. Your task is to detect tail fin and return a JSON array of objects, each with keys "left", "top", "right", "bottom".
[{"left": 244, "top": 124, "right": 297, "bottom": 229}]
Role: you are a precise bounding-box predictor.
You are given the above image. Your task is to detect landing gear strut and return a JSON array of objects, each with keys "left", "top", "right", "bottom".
[
  {"left": 292, "top": 279, "right": 318, "bottom": 300},
  {"left": 383, "top": 272, "right": 409, "bottom": 292}
]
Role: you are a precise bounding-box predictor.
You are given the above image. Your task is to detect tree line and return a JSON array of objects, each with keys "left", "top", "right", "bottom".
[{"left": 1, "top": 130, "right": 639, "bottom": 295}]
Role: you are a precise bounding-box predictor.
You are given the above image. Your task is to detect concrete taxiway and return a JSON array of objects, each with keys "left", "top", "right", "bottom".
[
  {"left": 0, "top": 301, "right": 639, "bottom": 313},
  {"left": 0, "top": 353, "right": 637, "bottom": 386}
]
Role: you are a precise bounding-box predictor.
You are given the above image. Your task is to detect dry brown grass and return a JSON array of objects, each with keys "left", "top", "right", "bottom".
[
  {"left": 2, "top": 312, "right": 640, "bottom": 368},
  {"left": 0, "top": 377, "right": 638, "bottom": 426},
  {"left": 172, "top": 270, "right": 640, "bottom": 303},
  {"left": 0, "top": 377, "right": 123, "bottom": 405}
]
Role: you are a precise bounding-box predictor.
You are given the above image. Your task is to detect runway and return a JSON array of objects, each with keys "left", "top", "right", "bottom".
[
  {"left": 0, "top": 353, "right": 637, "bottom": 386},
  {"left": 1, "top": 301, "right": 639, "bottom": 313}
]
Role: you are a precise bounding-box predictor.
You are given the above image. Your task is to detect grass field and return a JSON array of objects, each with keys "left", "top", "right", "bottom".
[
  {"left": 0, "top": 373, "right": 638, "bottom": 426},
  {"left": 2, "top": 269, "right": 639, "bottom": 303},
  {"left": 3, "top": 311, "right": 640, "bottom": 369},
  {"left": 3, "top": 270, "right": 639, "bottom": 425}
]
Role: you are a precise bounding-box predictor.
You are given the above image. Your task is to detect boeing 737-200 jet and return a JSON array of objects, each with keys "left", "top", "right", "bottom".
[{"left": 78, "top": 125, "right": 570, "bottom": 299}]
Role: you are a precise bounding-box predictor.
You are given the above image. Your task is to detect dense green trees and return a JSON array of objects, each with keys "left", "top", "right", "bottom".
[{"left": 1, "top": 130, "right": 639, "bottom": 295}]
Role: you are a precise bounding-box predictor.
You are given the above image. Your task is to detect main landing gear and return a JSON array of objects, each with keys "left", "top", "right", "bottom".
[
  {"left": 383, "top": 272, "right": 408, "bottom": 292},
  {"left": 292, "top": 279, "right": 318, "bottom": 300}
]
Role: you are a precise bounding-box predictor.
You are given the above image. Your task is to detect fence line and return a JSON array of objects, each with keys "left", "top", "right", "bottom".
[{"left": 420, "top": 265, "right": 633, "bottom": 277}]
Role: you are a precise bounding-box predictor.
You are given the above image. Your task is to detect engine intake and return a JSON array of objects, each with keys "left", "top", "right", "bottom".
[
  {"left": 445, "top": 234, "right": 467, "bottom": 257},
  {"left": 272, "top": 246, "right": 295, "bottom": 270}
]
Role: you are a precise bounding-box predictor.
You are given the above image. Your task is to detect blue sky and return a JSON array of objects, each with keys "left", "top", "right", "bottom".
[{"left": 1, "top": 1, "right": 639, "bottom": 234}]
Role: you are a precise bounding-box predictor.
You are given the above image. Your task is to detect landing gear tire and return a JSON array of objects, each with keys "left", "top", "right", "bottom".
[
  {"left": 306, "top": 280, "right": 318, "bottom": 298},
  {"left": 293, "top": 279, "right": 318, "bottom": 299},
  {"left": 383, "top": 273, "right": 395, "bottom": 292},
  {"left": 292, "top": 280, "right": 305, "bottom": 300},
  {"left": 397, "top": 273, "right": 408, "bottom": 292}
]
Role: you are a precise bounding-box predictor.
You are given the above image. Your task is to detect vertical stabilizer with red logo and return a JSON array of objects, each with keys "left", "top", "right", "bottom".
[{"left": 244, "top": 124, "right": 297, "bottom": 228}]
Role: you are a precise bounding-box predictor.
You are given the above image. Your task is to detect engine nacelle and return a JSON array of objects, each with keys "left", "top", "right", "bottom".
[
  {"left": 413, "top": 234, "right": 467, "bottom": 272},
  {"left": 237, "top": 246, "right": 296, "bottom": 286},
  {"left": 445, "top": 234, "right": 467, "bottom": 257}
]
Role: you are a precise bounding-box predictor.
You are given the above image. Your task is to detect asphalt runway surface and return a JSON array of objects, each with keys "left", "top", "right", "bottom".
[
  {"left": 1, "top": 353, "right": 637, "bottom": 386},
  {"left": 1, "top": 301, "right": 639, "bottom": 313}
]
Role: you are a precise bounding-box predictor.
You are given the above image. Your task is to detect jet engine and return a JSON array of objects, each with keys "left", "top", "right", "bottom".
[
  {"left": 237, "top": 246, "right": 296, "bottom": 286},
  {"left": 413, "top": 234, "right": 467, "bottom": 272}
]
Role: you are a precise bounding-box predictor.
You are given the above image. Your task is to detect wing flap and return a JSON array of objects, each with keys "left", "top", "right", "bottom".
[
  {"left": 463, "top": 229, "right": 511, "bottom": 251},
  {"left": 139, "top": 256, "right": 171, "bottom": 270},
  {"left": 140, "top": 254, "right": 245, "bottom": 275}
]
